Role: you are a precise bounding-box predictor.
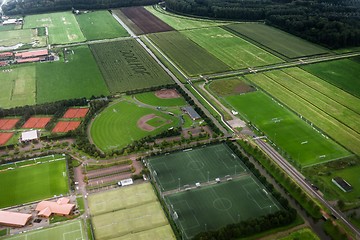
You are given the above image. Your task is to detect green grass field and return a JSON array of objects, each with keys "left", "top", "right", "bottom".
[
  {"left": 148, "top": 31, "right": 231, "bottom": 76},
  {"left": 182, "top": 27, "right": 282, "bottom": 69},
  {"left": 90, "top": 39, "right": 173, "bottom": 93},
  {"left": 0, "top": 64, "right": 36, "bottom": 109},
  {"left": 90, "top": 100, "right": 180, "bottom": 152},
  {"left": 225, "top": 23, "right": 328, "bottom": 59},
  {"left": 134, "top": 91, "right": 187, "bottom": 107},
  {"left": 0, "top": 25, "right": 15, "bottom": 31},
  {"left": 246, "top": 70, "right": 360, "bottom": 156},
  {"left": 0, "top": 155, "right": 69, "bottom": 208},
  {"left": 225, "top": 91, "right": 350, "bottom": 167},
  {"left": 24, "top": 11, "right": 86, "bottom": 44},
  {"left": 89, "top": 183, "right": 175, "bottom": 240},
  {"left": 76, "top": 10, "right": 129, "bottom": 41},
  {"left": 208, "top": 77, "right": 255, "bottom": 96},
  {"left": 36, "top": 45, "right": 109, "bottom": 104},
  {"left": 0, "top": 28, "right": 46, "bottom": 48},
  {"left": 148, "top": 144, "right": 247, "bottom": 191},
  {"left": 145, "top": 5, "right": 228, "bottom": 30},
  {"left": 88, "top": 183, "right": 157, "bottom": 216},
  {"left": 6, "top": 220, "right": 84, "bottom": 240},
  {"left": 166, "top": 176, "right": 281, "bottom": 239},
  {"left": 278, "top": 228, "right": 320, "bottom": 240},
  {"left": 302, "top": 58, "right": 360, "bottom": 98}
]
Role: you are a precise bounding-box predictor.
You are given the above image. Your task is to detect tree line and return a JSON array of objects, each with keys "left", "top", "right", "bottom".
[{"left": 165, "top": 0, "right": 360, "bottom": 49}]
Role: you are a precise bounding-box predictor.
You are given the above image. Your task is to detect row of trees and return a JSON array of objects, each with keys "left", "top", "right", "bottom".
[
  {"left": 2, "top": 0, "right": 159, "bottom": 15},
  {"left": 165, "top": 0, "right": 360, "bottom": 49}
]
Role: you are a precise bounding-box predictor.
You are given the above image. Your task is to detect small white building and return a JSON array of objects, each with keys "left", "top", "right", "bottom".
[{"left": 21, "top": 130, "right": 39, "bottom": 142}]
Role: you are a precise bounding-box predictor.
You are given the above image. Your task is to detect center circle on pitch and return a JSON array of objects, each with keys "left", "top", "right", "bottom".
[
  {"left": 213, "top": 198, "right": 232, "bottom": 211},
  {"left": 187, "top": 161, "right": 205, "bottom": 170}
]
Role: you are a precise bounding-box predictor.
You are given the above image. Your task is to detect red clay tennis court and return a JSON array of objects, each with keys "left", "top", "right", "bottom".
[
  {"left": 22, "top": 117, "right": 51, "bottom": 129},
  {"left": 0, "top": 132, "right": 14, "bottom": 145},
  {"left": 0, "top": 118, "right": 19, "bottom": 130},
  {"left": 63, "top": 108, "right": 89, "bottom": 118},
  {"left": 52, "top": 121, "right": 81, "bottom": 133}
]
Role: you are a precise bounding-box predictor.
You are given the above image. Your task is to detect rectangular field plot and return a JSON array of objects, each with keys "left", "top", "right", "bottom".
[
  {"left": 52, "top": 121, "right": 80, "bottom": 133},
  {"left": 166, "top": 176, "right": 282, "bottom": 239},
  {"left": 246, "top": 70, "right": 360, "bottom": 156},
  {"left": 0, "top": 28, "right": 46, "bottom": 48},
  {"left": 225, "top": 91, "right": 350, "bottom": 167},
  {"left": 225, "top": 23, "right": 328, "bottom": 59},
  {"left": 0, "top": 155, "right": 69, "bottom": 208},
  {"left": 63, "top": 108, "right": 89, "bottom": 118},
  {"left": 147, "top": 143, "right": 247, "bottom": 192},
  {"left": 0, "top": 65, "right": 36, "bottom": 109},
  {"left": 182, "top": 27, "right": 283, "bottom": 70},
  {"left": 302, "top": 58, "right": 360, "bottom": 98},
  {"left": 90, "top": 40, "right": 173, "bottom": 93},
  {"left": 76, "top": 10, "right": 129, "bottom": 41},
  {"left": 24, "top": 11, "right": 86, "bottom": 44},
  {"left": 22, "top": 117, "right": 51, "bottom": 128},
  {"left": 89, "top": 183, "right": 175, "bottom": 240},
  {"left": 148, "top": 31, "right": 231, "bottom": 76},
  {"left": 0, "top": 118, "right": 19, "bottom": 130},
  {"left": 36, "top": 45, "right": 109, "bottom": 104},
  {"left": 0, "top": 132, "right": 14, "bottom": 145},
  {"left": 119, "top": 7, "right": 173, "bottom": 34},
  {"left": 6, "top": 220, "right": 84, "bottom": 240}
]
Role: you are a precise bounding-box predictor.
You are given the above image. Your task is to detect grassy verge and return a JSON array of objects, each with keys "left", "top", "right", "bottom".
[
  {"left": 0, "top": 229, "right": 7, "bottom": 237},
  {"left": 322, "top": 220, "right": 347, "bottom": 240},
  {"left": 85, "top": 159, "right": 132, "bottom": 171}
]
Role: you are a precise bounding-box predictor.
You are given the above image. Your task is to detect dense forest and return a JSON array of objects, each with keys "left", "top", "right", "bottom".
[
  {"left": 165, "top": 0, "right": 360, "bottom": 49},
  {"left": 1, "top": 0, "right": 159, "bottom": 15}
]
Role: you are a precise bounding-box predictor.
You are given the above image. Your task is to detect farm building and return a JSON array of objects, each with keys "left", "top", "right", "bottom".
[
  {"left": 0, "top": 211, "right": 32, "bottom": 227},
  {"left": 332, "top": 177, "right": 353, "bottom": 192},
  {"left": 36, "top": 197, "right": 75, "bottom": 218},
  {"left": 0, "top": 61, "right": 8, "bottom": 67},
  {"left": 182, "top": 106, "right": 201, "bottom": 120},
  {"left": 15, "top": 49, "right": 48, "bottom": 59},
  {"left": 0, "top": 52, "right": 13, "bottom": 60},
  {"left": 20, "top": 130, "right": 39, "bottom": 142}
]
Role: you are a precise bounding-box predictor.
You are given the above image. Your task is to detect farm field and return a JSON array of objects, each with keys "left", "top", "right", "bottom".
[
  {"left": 6, "top": 220, "right": 84, "bottom": 240},
  {"left": 247, "top": 70, "right": 360, "bottom": 156},
  {"left": 148, "top": 31, "right": 231, "bottom": 76},
  {"left": 90, "top": 39, "right": 173, "bottom": 93},
  {"left": 182, "top": 27, "right": 283, "bottom": 69},
  {"left": 89, "top": 183, "right": 175, "bottom": 240},
  {"left": 90, "top": 100, "right": 180, "bottom": 152},
  {"left": 0, "top": 65, "right": 36, "bottom": 109},
  {"left": 165, "top": 175, "right": 281, "bottom": 239},
  {"left": 145, "top": 5, "right": 228, "bottom": 30},
  {"left": 76, "top": 10, "right": 129, "bottom": 41},
  {"left": 36, "top": 45, "right": 109, "bottom": 104},
  {"left": 278, "top": 228, "right": 320, "bottom": 240},
  {"left": 208, "top": 77, "right": 256, "bottom": 96},
  {"left": 225, "top": 23, "right": 328, "bottom": 58},
  {"left": 0, "top": 28, "right": 46, "bottom": 48},
  {"left": 134, "top": 90, "right": 186, "bottom": 107},
  {"left": 225, "top": 91, "right": 350, "bottom": 167},
  {"left": 23, "top": 11, "right": 86, "bottom": 44},
  {"left": 147, "top": 143, "right": 247, "bottom": 191},
  {"left": 0, "top": 155, "right": 69, "bottom": 208},
  {"left": 120, "top": 7, "right": 173, "bottom": 34},
  {"left": 302, "top": 58, "right": 360, "bottom": 98}
]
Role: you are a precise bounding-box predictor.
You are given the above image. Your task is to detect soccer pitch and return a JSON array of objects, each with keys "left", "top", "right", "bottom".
[
  {"left": 0, "top": 155, "right": 69, "bottom": 208},
  {"left": 166, "top": 175, "right": 282, "bottom": 239},
  {"left": 6, "top": 220, "right": 84, "bottom": 240},
  {"left": 147, "top": 143, "right": 247, "bottom": 192}
]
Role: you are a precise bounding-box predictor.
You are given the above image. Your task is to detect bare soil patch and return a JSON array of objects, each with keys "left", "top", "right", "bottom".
[
  {"left": 137, "top": 114, "right": 156, "bottom": 131},
  {"left": 155, "top": 89, "right": 181, "bottom": 99}
]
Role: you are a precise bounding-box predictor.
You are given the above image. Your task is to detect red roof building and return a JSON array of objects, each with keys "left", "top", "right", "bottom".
[
  {"left": 0, "top": 211, "right": 32, "bottom": 227},
  {"left": 0, "top": 52, "right": 13, "bottom": 59},
  {"left": 35, "top": 197, "right": 75, "bottom": 218},
  {"left": 15, "top": 49, "right": 48, "bottom": 59}
]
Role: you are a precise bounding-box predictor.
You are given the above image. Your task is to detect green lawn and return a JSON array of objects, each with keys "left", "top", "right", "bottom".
[
  {"left": 90, "top": 100, "right": 180, "bottom": 152},
  {"left": 302, "top": 58, "right": 360, "bottom": 98},
  {"left": 90, "top": 39, "right": 173, "bottom": 93},
  {"left": 36, "top": 45, "right": 109, "bottom": 104},
  {"left": 208, "top": 77, "right": 255, "bottom": 96},
  {"left": 278, "top": 228, "right": 319, "bottom": 240},
  {"left": 225, "top": 91, "right": 350, "bottom": 167},
  {"left": 0, "top": 28, "right": 46, "bottom": 48},
  {"left": 145, "top": 5, "right": 228, "bottom": 30},
  {"left": 76, "top": 10, "right": 129, "bottom": 41},
  {"left": 0, "top": 24, "right": 15, "bottom": 31},
  {"left": 134, "top": 91, "right": 187, "bottom": 107},
  {"left": 24, "top": 11, "right": 86, "bottom": 44},
  {"left": 182, "top": 27, "right": 283, "bottom": 69},
  {"left": 0, "top": 156, "right": 69, "bottom": 208},
  {"left": 225, "top": 23, "right": 328, "bottom": 59},
  {"left": 148, "top": 31, "right": 231, "bottom": 76},
  {"left": 0, "top": 64, "right": 36, "bottom": 109},
  {"left": 247, "top": 71, "right": 360, "bottom": 156},
  {"left": 6, "top": 220, "right": 84, "bottom": 240}
]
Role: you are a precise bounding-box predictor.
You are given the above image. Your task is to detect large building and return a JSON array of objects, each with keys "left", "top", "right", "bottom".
[
  {"left": 36, "top": 197, "right": 75, "bottom": 218},
  {"left": 20, "top": 130, "right": 39, "bottom": 142},
  {"left": 0, "top": 211, "right": 32, "bottom": 228}
]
